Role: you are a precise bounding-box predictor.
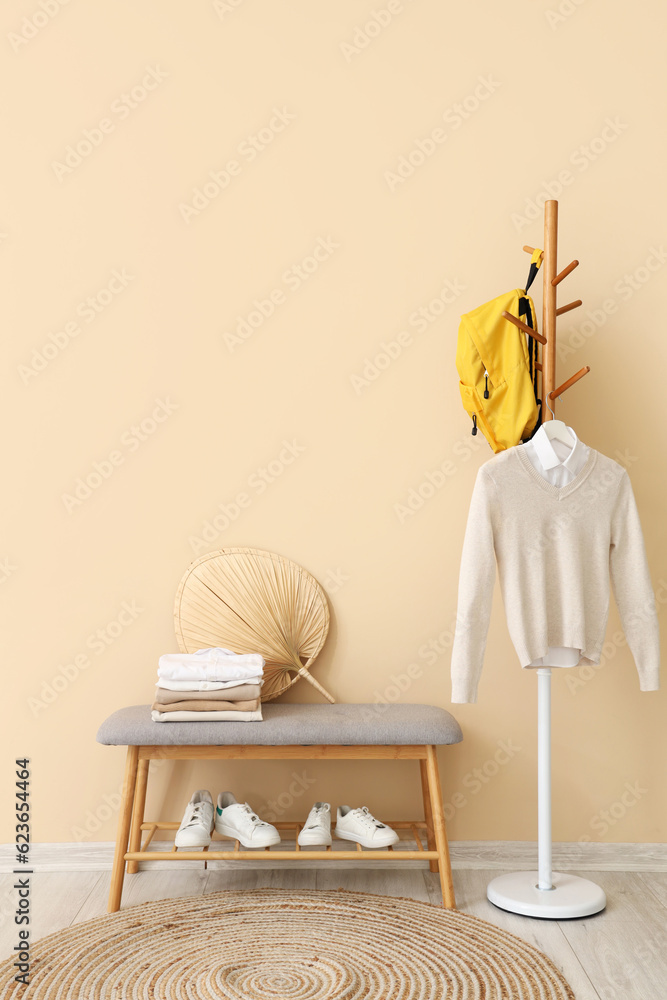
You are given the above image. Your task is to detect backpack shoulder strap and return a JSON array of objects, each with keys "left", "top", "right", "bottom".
[
  {"left": 520, "top": 248, "right": 544, "bottom": 433},
  {"left": 524, "top": 247, "right": 543, "bottom": 294}
]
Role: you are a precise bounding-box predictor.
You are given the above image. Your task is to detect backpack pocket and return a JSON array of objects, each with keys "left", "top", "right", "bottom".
[{"left": 458, "top": 381, "right": 502, "bottom": 452}]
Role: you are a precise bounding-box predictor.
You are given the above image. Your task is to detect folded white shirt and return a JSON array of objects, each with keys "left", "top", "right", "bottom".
[
  {"left": 151, "top": 709, "right": 263, "bottom": 722},
  {"left": 156, "top": 677, "right": 263, "bottom": 692},
  {"left": 158, "top": 647, "right": 265, "bottom": 683}
]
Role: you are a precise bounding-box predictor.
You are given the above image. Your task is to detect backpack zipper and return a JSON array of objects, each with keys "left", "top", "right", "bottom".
[{"left": 484, "top": 370, "right": 490, "bottom": 399}]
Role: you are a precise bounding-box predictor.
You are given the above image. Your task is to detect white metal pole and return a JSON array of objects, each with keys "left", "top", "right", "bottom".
[
  {"left": 487, "top": 665, "right": 606, "bottom": 916},
  {"left": 537, "top": 668, "right": 553, "bottom": 890}
]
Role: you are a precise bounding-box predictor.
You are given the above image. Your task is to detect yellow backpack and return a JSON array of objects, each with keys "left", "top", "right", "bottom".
[{"left": 456, "top": 249, "right": 542, "bottom": 453}]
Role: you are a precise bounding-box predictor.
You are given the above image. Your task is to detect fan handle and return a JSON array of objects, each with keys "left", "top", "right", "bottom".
[{"left": 296, "top": 666, "right": 336, "bottom": 703}]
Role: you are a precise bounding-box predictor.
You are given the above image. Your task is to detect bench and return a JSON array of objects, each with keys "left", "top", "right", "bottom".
[{"left": 97, "top": 702, "right": 463, "bottom": 912}]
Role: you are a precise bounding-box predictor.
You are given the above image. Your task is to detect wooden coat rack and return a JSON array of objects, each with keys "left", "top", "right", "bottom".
[
  {"left": 503, "top": 200, "right": 590, "bottom": 416},
  {"left": 486, "top": 200, "right": 607, "bottom": 920}
]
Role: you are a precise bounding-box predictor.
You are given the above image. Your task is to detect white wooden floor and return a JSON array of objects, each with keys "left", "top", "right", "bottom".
[{"left": 1, "top": 861, "right": 665, "bottom": 999}]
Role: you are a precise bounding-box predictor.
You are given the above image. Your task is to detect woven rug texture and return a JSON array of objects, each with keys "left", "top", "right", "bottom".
[{"left": 0, "top": 888, "right": 576, "bottom": 999}]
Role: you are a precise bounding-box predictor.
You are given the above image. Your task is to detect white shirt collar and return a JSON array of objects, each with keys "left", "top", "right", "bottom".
[
  {"left": 530, "top": 426, "right": 562, "bottom": 470},
  {"left": 530, "top": 425, "right": 587, "bottom": 473},
  {"left": 523, "top": 424, "right": 590, "bottom": 485},
  {"left": 561, "top": 428, "right": 588, "bottom": 477}
]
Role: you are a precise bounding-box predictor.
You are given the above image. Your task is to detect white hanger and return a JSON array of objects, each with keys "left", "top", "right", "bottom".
[{"left": 535, "top": 394, "right": 575, "bottom": 448}]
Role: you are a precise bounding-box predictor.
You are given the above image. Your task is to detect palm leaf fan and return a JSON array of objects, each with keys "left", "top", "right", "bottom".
[{"left": 173, "top": 547, "right": 334, "bottom": 703}]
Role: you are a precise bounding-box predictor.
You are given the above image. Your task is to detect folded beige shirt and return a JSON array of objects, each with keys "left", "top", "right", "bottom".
[
  {"left": 153, "top": 684, "right": 261, "bottom": 705},
  {"left": 150, "top": 698, "right": 260, "bottom": 714}
]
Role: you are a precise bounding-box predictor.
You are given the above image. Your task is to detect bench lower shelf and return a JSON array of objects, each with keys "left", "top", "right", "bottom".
[
  {"left": 108, "top": 744, "right": 456, "bottom": 911},
  {"left": 127, "top": 819, "right": 439, "bottom": 862},
  {"left": 127, "top": 849, "right": 439, "bottom": 861}
]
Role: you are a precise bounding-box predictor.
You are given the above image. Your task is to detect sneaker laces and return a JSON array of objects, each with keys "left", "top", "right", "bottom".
[
  {"left": 239, "top": 803, "right": 270, "bottom": 828},
  {"left": 352, "top": 806, "right": 386, "bottom": 831},
  {"left": 306, "top": 804, "right": 329, "bottom": 829},
  {"left": 183, "top": 801, "right": 209, "bottom": 828}
]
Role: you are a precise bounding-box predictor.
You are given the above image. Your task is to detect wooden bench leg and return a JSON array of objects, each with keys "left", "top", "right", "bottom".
[
  {"left": 425, "top": 745, "right": 456, "bottom": 909},
  {"left": 419, "top": 759, "right": 439, "bottom": 874},
  {"left": 108, "top": 746, "right": 139, "bottom": 913},
  {"left": 127, "top": 757, "right": 149, "bottom": 875}
]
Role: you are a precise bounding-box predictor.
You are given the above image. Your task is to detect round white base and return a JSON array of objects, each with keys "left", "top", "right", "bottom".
[{"left": 487, "top": 871, "right": 606, "bottom": 919}]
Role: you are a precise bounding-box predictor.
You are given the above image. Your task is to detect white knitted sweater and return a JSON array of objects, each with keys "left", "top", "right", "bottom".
[{"left": 451, "top": 446, "right": 660, "bottom": 703}]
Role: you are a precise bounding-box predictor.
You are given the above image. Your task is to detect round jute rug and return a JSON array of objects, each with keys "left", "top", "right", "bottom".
[{"left": 0, "top": 888, "right": 575, "bottom": 999}]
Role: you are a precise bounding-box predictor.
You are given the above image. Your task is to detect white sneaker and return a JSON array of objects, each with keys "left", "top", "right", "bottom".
[
  {"left": 175, "top": 790, "right": 214, "bottom": 848},
  {"left": 214, "top": 792, "right": 281, "bottom": 848},
  {"left": 334, "top": 805, "right": 399, "bottom": 849},
  {"left": 298, "top": 802, "right": 332, "bottom": 846}
]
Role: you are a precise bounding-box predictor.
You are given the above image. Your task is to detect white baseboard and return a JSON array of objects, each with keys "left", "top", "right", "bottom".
[{"left": 1, "top": 840, "right": 665, "bottom": 874}]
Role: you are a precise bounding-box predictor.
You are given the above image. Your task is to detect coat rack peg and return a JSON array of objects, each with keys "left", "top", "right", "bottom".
[
  {"left": 523, "top": 245, "right": 544, "bottom": 263},
  {"left": 551, "top": 260, "right": 579, "bottom": 286},
  {"left": 547, "top": 365, "right": 591, "bottom": 401},
  {"left": 501, "top": 310, "right": 547, "bottom": 345},
  {"left": 555, "top": 299, "right": 583, "bottom": 316}
]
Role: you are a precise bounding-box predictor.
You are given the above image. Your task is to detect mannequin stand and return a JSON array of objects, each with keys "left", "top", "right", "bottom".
[{"left": 487, "top": 669, "right": 607, "bottom": 918}]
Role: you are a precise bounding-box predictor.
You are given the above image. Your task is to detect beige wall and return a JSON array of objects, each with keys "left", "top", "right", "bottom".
[{"left": 3, "top": 0, "right": 665, "bottom": 847}]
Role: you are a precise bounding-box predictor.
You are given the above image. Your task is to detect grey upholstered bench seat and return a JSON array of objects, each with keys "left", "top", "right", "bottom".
[{"left": 96, "top": 702, "right": 463, "bottom": 747}]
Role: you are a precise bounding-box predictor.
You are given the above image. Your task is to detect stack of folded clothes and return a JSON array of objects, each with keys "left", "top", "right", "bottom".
[{"left": 151, "top": 647, "right": 264, "bottom": 722}]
